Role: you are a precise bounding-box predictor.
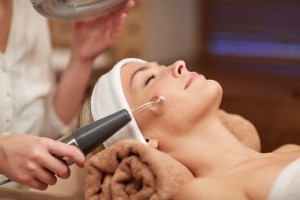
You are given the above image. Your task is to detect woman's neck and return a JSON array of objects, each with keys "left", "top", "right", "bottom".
[{"left": 171, "top": 117, "right": 264, "bottom": 177}]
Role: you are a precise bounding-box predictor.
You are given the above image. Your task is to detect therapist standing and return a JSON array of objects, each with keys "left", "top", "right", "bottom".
[{"left": 0, "top": 0, "right": 138, "bottom": 190}]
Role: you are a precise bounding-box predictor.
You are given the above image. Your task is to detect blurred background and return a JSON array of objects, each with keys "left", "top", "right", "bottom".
[{"left": 49, "top": 0, "right": 300, "bottom": 152}]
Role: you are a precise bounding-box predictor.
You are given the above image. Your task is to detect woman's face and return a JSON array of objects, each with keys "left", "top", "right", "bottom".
[{"left": 121, "top": 60, "right": 222, "bottom": 149}]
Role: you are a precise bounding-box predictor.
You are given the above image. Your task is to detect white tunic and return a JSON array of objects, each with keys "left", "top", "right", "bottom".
[{"left": 0, "top": 0, "right": 75, "bottom": 139}]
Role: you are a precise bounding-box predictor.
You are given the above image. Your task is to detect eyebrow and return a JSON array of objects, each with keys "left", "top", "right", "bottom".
[{"left": 130, "top": 65, "right": 150, "bottom": 87}]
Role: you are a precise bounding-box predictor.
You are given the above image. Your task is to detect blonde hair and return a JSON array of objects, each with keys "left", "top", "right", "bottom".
[
  {"left": 79, "top": 96, "right": 93, "bottom": 128},
  {"left": 79, "top": 96, "right": 105, "bottom": 153}
]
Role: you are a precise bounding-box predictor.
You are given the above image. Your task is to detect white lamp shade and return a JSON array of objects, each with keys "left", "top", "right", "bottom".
[{"left": 31, "top": 0, "right": 127, "bottom": 21}]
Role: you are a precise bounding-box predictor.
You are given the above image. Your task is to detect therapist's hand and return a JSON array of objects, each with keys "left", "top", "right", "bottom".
[
  {"left": 54, "top": 0, "right": 139, "bottom": 125},
  {"left": 0, "top": 134, "right": 85, "bottom": 190},
  {"left": 71, "top": 0, "right": 139, "bottom": 63}
]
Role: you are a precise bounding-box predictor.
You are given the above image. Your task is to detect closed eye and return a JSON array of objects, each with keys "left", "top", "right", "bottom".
[{"left": 144, "top": 74, "right": 156, "bottom": 86}]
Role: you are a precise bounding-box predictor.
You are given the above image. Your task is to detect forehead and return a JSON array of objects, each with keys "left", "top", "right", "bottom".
[
  {"left": 121, "top": 61, "right": 163, "bottom": 77},
  {"left": 121, "top": 62, "right": 147, "bottom": 74}
]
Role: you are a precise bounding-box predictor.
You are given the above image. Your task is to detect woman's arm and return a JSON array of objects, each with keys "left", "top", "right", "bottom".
[
  {"left": 175, "top": 178, "right": 248, "bottom": 200},
  {"left": 272, "top": 144, "right": 300, "bottom": 153},
  {"left": 54, "top": 0, "right": 139, "bottom": 124}
]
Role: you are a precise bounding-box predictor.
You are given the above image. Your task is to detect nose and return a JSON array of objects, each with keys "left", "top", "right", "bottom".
[{"left": 170, "top": 60, "right": 186, "bottom": 77}]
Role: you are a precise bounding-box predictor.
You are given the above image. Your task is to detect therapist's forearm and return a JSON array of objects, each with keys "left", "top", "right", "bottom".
[
  {"left": 0, "top": 136, "right": 7, "bottom": 175},
  {"left": 54, "top": 54, "right": 94, "bottom": 124}
]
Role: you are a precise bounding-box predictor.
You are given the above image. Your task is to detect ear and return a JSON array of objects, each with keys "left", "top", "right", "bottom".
[{"left": 145, "top": 138, "right": 159, "bottom": 149}]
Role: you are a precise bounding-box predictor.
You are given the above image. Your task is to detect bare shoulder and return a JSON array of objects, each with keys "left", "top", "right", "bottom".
[
  {"left": 273, "top": 144, "right": 300, "bottom": 153},
  {"left": 174, "top": 177, "right": 248, "bottom": 200}
]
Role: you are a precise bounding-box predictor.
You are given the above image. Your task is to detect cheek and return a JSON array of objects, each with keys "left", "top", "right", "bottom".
[
  {"left": 170, "top": 80, "right": 222, "bottom": 124},
  {"left": 145, "top": 79, "right": 172, "bottom": 100},
  {"left": 136, "top": 82, "right": 182, "bottom": 131},
  {"left": 193, "top": 80, "right": 222, "bottom": 114},
  {"left": 203, "top": 80, "right": 223, "bottom": 106},
  {"left": 136, "top": 80, "right": 223, "bottom": 140}
]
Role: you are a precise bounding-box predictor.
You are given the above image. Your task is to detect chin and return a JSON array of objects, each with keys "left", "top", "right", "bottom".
[
  {"left": 184, "top": 80, "right": 222, "bottom": 120},
  {"left": 207, "top": 79, "right": 223, "bottom": 98},
  {"left": 204, "top": 80, "right": 223, "bottom": 111}
]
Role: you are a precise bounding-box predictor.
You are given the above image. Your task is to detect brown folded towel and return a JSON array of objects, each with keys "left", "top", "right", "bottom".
[
  {"left": 218, "top": 109, "right": 260, "bottom": 151},
  {"left": 85, "top": 140, "right": 194, "bottom": 200}
]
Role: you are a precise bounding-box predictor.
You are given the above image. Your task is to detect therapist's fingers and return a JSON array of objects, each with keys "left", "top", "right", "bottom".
[
  {"left": 24, "top": 161, "right": 58, "bottom": 186},
  {"left": 28, "top": 178, "right": 49, "bottom": 191},
  {"left": 36, "top": 168, "right": 57, "bottom": 186},
  {"left": 40, "top": 153, "right": 71, "bottom": 179},
  {"left": 46, "top": 140, "right": 86, "bottom": 168},
  {"left": 122, "top": 0, "right": 136, "bottom": 14},
  {"left": 112, "top": 0, "right": 135, "bottom": 32},
  {"left": 112, "top": 0, "right": 135, "bottom": 20},
  {"left": 16, "top": 168, "right": 49, "bottom": 191}
]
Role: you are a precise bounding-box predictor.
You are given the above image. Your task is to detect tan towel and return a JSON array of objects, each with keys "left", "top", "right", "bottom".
[
  {"left": 85, "top": 140, "right": 194, "bottom": 200},
  {"left": 218, "top": 109, "right": 260, "bottom": 151}
]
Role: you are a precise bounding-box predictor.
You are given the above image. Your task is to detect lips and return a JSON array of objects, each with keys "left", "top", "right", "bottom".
[{"left": 184, "top": 72, "right": 202, "bottom": 89}]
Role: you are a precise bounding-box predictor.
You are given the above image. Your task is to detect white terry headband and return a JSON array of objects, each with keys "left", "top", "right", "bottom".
[{"left": 91, "top": 58, "right": 148, "bottom": 148}]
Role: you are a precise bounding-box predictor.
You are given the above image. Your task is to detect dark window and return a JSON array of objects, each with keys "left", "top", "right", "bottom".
[{"left": 201, "top": 0, "right": 300, "bottom": 76}]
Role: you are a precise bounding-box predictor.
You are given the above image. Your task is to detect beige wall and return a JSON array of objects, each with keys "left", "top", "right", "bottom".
[
  {"left": 49, "top": 1, "right": 201, "bottom": 67},
  {"left": 145, "top": 0, "right": 201, "bottom": 65}
]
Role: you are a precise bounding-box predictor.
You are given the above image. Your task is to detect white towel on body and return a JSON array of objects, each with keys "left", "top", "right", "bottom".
[{"left": 268, "top": 157, "right": 300, "bottom": 200}]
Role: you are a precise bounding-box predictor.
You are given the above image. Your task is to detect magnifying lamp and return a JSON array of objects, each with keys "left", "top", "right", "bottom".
[{"left": 31, "top": 0, "right": 127, "bottom": 21}]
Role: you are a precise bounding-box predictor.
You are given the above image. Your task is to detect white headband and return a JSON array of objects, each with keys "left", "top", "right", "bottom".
[{"left": 91, "top": 58, "right": 148, "bottom": 148}]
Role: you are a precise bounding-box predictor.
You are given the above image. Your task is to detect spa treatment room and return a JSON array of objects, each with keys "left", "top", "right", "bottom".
[{"left": 0, "top": 0, "right": 299, "bottom": 199}]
